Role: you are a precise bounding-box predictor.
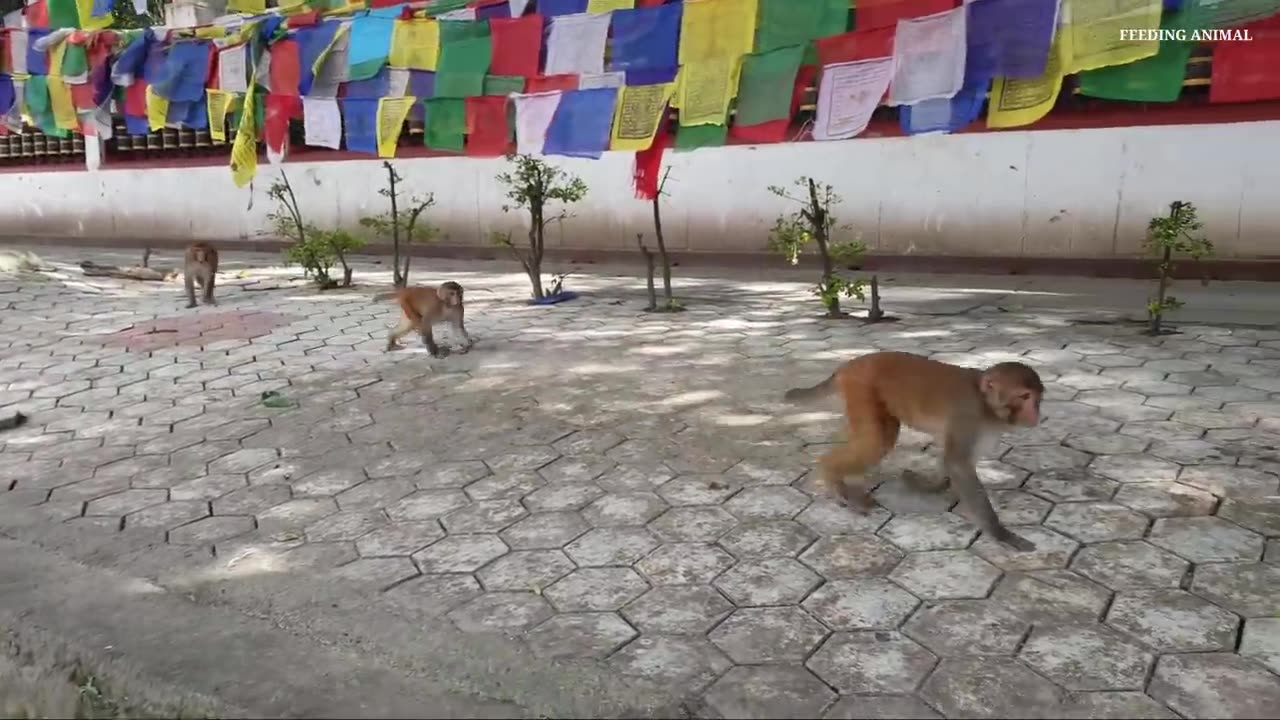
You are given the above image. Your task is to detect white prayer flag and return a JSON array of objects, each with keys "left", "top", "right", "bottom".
[
  {"left": 388, "top": 68, "right": 411, "bottom": 97},
  {"left": 219, "top": 45, "right": 248, "bottom": 93},
  {"left": 509, "top": 0, "right": 531, "bottom": 16},
  {"left": 578, "top": 71, "right": 626, "bottom": 90},
  {"left": 131, "top": 0, "right": 147, "bottom": 13},
  {"left": 7, "top": 29, "right": 27, "bottom": 76},
  {"left": 545, "top": 13, "right": 610, "bottom": 75},
  {"left": 813, "top": 57, "right": 893, "bottom": 141},
  {"left": 440, "top": 7, "right": 477, "bottom": 20},
  {"left": 303, "top": 97, "right": 343, "bottom": 150},
  {"left": 887, "top": 7, "right": 966, "bottom": 106},
  {"left": 512, "top": 91, "right": 564, "bottom": 155}
]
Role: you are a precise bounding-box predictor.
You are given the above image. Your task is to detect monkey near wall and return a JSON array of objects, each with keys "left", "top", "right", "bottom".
[
  {"left": 183, "top": 243, "right": 219, "bottom": 309},
  {"left": 377, "top": 281, "right": 474, "bottom": 357},
  {"left": 785, "top": 351, "right": 1045, "bottom": 552}
]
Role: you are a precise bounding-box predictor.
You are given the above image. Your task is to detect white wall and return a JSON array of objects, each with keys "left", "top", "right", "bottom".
[{"left": 3, "top": 119, "right": 1278, "bottom": 259}]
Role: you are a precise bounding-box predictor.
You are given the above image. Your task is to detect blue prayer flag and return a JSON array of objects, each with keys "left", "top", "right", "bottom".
[
  {"left": 348, "top": 16, "right": 397, "bottom": 80},
  {"left": 296, "top": 21, "right": 341, "bottom": 96},
  {"left": 610, "top": 2, "right": 682, "bottom": 72},
  {"left": 539, "top": 0, "right": 587, "bottom": 17},
  {"left": 543, "top": 87, "right": 618, "bottom": 159},
  {"left": 0, "top": 75, "right": 13, "bottom": 116},
  {"left": 900, "top": 78, "right": 990, "bottom": 136},
  {"left": 151, "top": 41, "right": 212, "bottom": 103},
  {"left": 91, "top": 0, "right": 114, "bottom": 19},
  {"left": 27, "top": 30, "right": 51, "bottom": 76},
  {"left": 344, "top": 67, "right": 392, "bottom": 98},
  {"left": 125, "top": 115, "right": 150, "bottom": 135},
  {"left": 342, "top": 97, "right": 380, "bottom": 155},
  {"left": 965, "top": 0, "right": 1057, "bottom": 81}
]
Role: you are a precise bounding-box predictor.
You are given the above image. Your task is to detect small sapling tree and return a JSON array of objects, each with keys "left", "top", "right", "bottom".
[
  {"left": 494, "top": 154, "right": 587, "bottom": 301},
  {"left": 268, "top": 170, "right": 337, "bottom": 289},
  {"left": 767, "top": 177, "right": 868, "bottom": 319},
  {"left": 325, "top": 228, "right": 365, "bottom": 288},
  {"left": 360, "top": 161, "right": 440, "bottom": 287},
  {"left": 1146, "top": 200, "right": 1213, "bottom": 336},
  {"left": 640, "top": 166, "right": 680, "bottom": 311}
]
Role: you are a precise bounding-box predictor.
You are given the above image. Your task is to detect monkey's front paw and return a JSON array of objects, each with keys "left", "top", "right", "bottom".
[
  {"left": 997, "top": 531, "right": 1037, "bottom": 553},
  {"left": 185, "top": 302, "right": 197, "bottom": 309}
]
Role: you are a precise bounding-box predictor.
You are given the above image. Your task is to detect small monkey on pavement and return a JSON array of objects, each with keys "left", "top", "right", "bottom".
[
  {"left": 375, "top": 281, "right": 474, "bottom": 357},
  {"left": 183, "top": 242, "right": 219, "bottom": 308},
  {"left": 785, "top": 351, "right": 1045, "bottom": 552}
]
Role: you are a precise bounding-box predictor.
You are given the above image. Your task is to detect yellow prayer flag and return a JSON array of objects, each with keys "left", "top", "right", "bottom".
[
  {"left": 230, "top": 68, "right": 259, "bottom": 188},
  {"left": 1060, "top": 0, "right": 1161, "bottom": 74},
  {"left": 195, "top": 26, "right": 229, "bottom": 39},
  {"left": 145, "top": 85, "right": 169, "bottom": 132},
  {"left": 389, "top": 19, "right": 440, "bottom": 71},
  {"left": 987, "top": 35, "right": 1066, "bottom": 129},
  {"left": 279, "top": 0, "right": 308, "bottom": 15},
  {"left": 227, "top": 0, "right": 267, "bottom": 13},
  {"left": 77, "top": 0, "right": 113, "bottom": 31},
  {"left": 376, "top": 96, "right": 416, "bottom": 158},
  {"left": 679, "top": 0, "right": 758, "bottom": 64},
  {"left": 587, "top": 0, "right": 634, "bottom": 12},
  {"left": 207, "top": 89, "right": 240, "bottom": 143},
  {"left": 48, "top": 41, "right": 67, "bottom": 78},
  {"left": 611, "top": 82, "right": 674, "bottom": 151},
  {"left": 676, "top": 56, "right": 741, "bottom": 126},
  {"left": 47, "top": 75, "right": 78, "bottom": 131}
]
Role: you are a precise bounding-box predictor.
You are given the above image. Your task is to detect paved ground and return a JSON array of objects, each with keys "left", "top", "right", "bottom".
[{"left": 1, "top": 245, "right": 1279, "bottom": 718}]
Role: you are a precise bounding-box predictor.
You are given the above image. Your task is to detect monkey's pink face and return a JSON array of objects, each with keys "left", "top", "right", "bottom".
[{"left": 1007, "top": 389, "right": 1041, "bottom": 427}]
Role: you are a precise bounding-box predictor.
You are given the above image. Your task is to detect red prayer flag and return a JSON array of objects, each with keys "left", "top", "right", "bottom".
[
  {"left": 816, "top": 27, "right": 895, "bottom": 65},
  {"left": 490, "top": 14, "right": 543, "bottom": 78},
  {"left": 287, "top": 11, "right": 321, "bottom": 28},
  {"left": 854, "top": 0, "right": 958, "bottom": 30},
  {"left": 729, "top": 63, "right": 814, "bottom": 145},
  {"left": 465, "top": 96, "right": 512, "bottom": 157},
  {"left": 26, "top": 0, "right": 49, "bottom": 28},
  {"left": 124, "top": 81, "right": 148, "bottom": 117},
  {"left": 270, "top": 39, "right": 302, "bottom": 97},
  {"left": 1210, "top": 15, "right": 1280, "bottom": 104},
  {"left": 526, "top": 74, "right": 579, "bottom": 92},
  {"left": 70, "top": 83, "right": 97, "bottom": 111},
  {"left": 633, "top": 130, "right": 670, "bottom": 200},
  {"left": 636, "top": 0, "right": 667, "bottom": 6},
  {"left": 265, "top": 94, "right": 301, "bottom": 159}
]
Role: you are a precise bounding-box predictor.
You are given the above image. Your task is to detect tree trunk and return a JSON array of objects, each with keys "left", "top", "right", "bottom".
[
  {"left": 528, "top": 206, "right": 545, "bottom": 300},
  {"left": 387, "top": 163, "right": 403, "bottom": 287},
  {"left": 141, "top": 247, "right": 151, "bottom": 268},
  {"left": 867, "top": 275, "right": 883, "bottom": 322},
  {"left": 652, "top": 195, "right": 674, "bottom": 307},
  {"left": 1150, "top": 245, "right": 1172, "bottom": 335},
  {"left": 343, "top": 266, "right": 353, "bottom": 287},
  {"left": 808, "top": 178, "right": 839, "bottom": 317},
  {"left": 638, "top": 234, "right": 657, "bottom": 311}
]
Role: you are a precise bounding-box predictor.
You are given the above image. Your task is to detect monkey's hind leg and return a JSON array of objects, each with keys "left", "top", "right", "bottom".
[
  {"left": 184, "top": 272, "right": 198, "bottom": 309},
  {"left": 819, "top": 390, "right": 899, "bottom": 511},
  {"left": 202, "top": 271, "right": 217, "bottom": 305},
  {"left": 421, "top": 323, "right": 446, "bottom": 358},
  {"left": 386, "top": 317, "right": 415, "bottom": 351}
]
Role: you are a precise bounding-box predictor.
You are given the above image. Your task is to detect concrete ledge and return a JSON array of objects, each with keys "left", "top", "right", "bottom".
[{"left": 7, "top": 235, "right": 1279, "bottom": 282}]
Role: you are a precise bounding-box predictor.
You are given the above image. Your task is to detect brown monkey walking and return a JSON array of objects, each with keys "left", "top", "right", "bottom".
[
  {"left": 375, "top": 282, "right": 474, "bottom": 357},
  {"left": 183, "top": 242, "right": 219, "bottom": 308},
  {"left": 785, "top": 351, "right": 1044, "bottom": 552}
]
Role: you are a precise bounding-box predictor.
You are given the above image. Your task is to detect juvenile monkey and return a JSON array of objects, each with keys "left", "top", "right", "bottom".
[
  {"left": 785, "top": 351, "right": 1044, "bottom": 552},
  {"left": 375, "top": 281, "right": 474, "bottom": 357},
  {"left": 183, "top": 242, "right": 219, "bottom": 308}
]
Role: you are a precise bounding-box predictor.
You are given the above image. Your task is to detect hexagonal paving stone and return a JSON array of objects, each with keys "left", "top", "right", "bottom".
[
  {"left": 291, "top": 468, "right": 368, "bottom": 498},
  {"left": 1217, "top": 496, "right": 1280, "bottom": 536},
  {"left": 304, "top": 509, "right": 385, "bottom": 543},
  {"left": 411, "top": 534, "right": 508, "bottom": 573},
  {"left": 823, "top": 695, "right": 942, "bottom": 720},
  {"left": 1239, "top": 618, "right": 1280, "bottom": 675},
  {"left": 1023, "top": 470, "right": 1118, "bottom": 503},
  {"left": 1148, "top": 653, "right": 1280, "bottom": 718},
  {"left": 796, "top": 500, "right": 891, "bottom": 535},
  {"left": 888, "top": 550, "right": 1002, "bottom": 600},
  {"left": 525, "top": 612, "right": 637, "bottom": 660},
  {"left": 1058, "top": 692, "right": 1177, "bottom": 719},
  {"left": 499, "top": 511, "right": 589, "bottom": 549},
  {"left": 282, "top": 542, "right": 358, "bottom": 570},
  {"left": 1266, "top": 538, "right": 1280, "bottom": 564},
  {"left": 1190, "top": 562, "right": 1280, "bottom": 617},
  {"left": 564, "top": 526, "right": 657, "bottom": 567},
  {"left": 383, "top": 573, "right": 482, "bottom": 618},
  {"left": 595, "top": 463, "right": 674, "bottom": 493},
  {"left": 475, "top": 549, "right": 575, "bottom": 593},
  {"left": 717, "top": 521, "right": 816, "bottom": 559},
  {"left": 414, "top": 461, "right": 491, "bottom": 490},
  {"left": 1090, "top": 454, "right": 1180, "bottom": 484},
  {"left": 646, "top": 506, "right": 737, "bottom": 542},
  {"left": 714, "top": 557, "right": 822, "bottom": 606},
  {"left": 702, "top": 666, "right": 836, "bottom": 720},
  {"left": 1113, "top": 482, "right": 1217, "bottom": 517},
  {"left": 807, "top": 632, "right": 937, "bottom": 694},
  {"left": 215, "top": 484, "right": 291, "bottom": 517},
  {"left": 364, "top": 451, "right": 435, "bottom": 480},
  {"left": 170, "top": 474, "right": 247, "bottom": 502},
  {"left": 485, "top": 446, "right": 560, "bottom": 474},
  {"left": 355, "top": 521, "right": 444, "bottom": 557},
  {"left": 802, "top": 578, "right": 920, "bottom": 631},
  {"left": 1106, "top": 589, "right": 1240, "bottom": 652},
  {"left": 441, "top": 499, "right": 528, "bottom": 534},
  {"left": 327, "top": 557, "right": 420, "bottom": 591},
  {"left": 447, "top": 591, "right": 553, "bottom": 633},
  {"left": 904, "top": 600, "right": 1029, "bottom": 657},
  {"left": 85, "top": 489, "right": 167, "bottom": 517},
  {"left": 1045, "top": 502, "right": 1150, "bottom": 543},
  {"left": 709, "top": 607, "right": 828, "bottom": 664},
  {"left": 1019, "top": 624, "right": 1152, "bottom": 691},
  {"left": 538, "top": 455, "right": 615, "bottom": 484},
  {"left": 125, "top": 500, "right": 210, "bottom": 530},
  {"left": 582, "top": 492, "right": 669, "bottom": 527},
  {"left": 208, "top": 448, "right": 278, "bottom": 474},
  {"left": 169, "top": 515, "right": 254, "bottom": 545},
  {"left": 255, "top": 497, "right": 339, "bottom": 533},
  {"left": 622, "top": 585, "right": 733, "bottom": 634},
  {"left": 656, "top": 475, "right": 739, "bottom": 507},
  {"left": 1148, "top": 516, "right": 1264, "bottom": 563},
  {"left": 463, "top": 472, "right": 544, "bottom": 501},
  {"left": 522, "top": 482, "right": 604, "bottom": 512},
  {"left": 335, "top": 478, "right": 415, "bottom": 511},
  {"left": 1004, "top": 445, "right": 1092, "bottom": 474},
  {"left": 877, "top": 512, "right": 978, "bottom": 551},
  {"left": 553, "top": 430, "right": 624, "bottom": 456},
  {"left": 990, "top": 490, "right": 1052, "bottom": 525},
  {"left": 636, "top": 542, "right": 735, "bottom": 585},
  {"left": 723, "top": 485, "right": 811, "bottom": 520},
  {"left": 871, "top": 481, "right": 955, "bottom": 515},
  {"left": 544, "top": 567, "right": 649, "bottom": 612},
  {"left": 1071, "top": 541, "right": 1189, "bottom": 590},
  {"left": 1178, "top": 465, "right": 1279, "bottom": 498},
  {"left": 799, "top": 534, "right": 904, "bottom": 579},
  {"left": 990, "top": 570, "right": 1111, "bottom": 624},
  {"left": 921, "top": 657, "right": 1063, "bottom": 718},
  {"left": 386, "top": 490, "right": 470, "bottom": 522},
  {"left": 609, "top": 635, "right": 732, "bottom": 689}
]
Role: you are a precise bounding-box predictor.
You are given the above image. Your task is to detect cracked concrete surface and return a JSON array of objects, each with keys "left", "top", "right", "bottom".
[{"left": 1, "top": 245, "right": 1279, "bottom": 718}]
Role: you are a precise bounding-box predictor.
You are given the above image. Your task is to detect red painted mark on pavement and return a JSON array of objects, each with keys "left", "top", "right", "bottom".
[{"left": 101, "top": 310, "right": 301, "bottom": 353}]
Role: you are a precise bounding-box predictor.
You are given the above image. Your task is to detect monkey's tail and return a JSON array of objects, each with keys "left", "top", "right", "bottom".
[
  {"left": 783, "top": 373, "right": 837, "bottom": 404},
  {"left": 371, "top": 291, "right": 399, "bottom": 302}
]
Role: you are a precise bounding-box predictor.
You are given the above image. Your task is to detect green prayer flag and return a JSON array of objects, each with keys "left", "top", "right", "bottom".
[
  {"left": 426, "top": 0, "right": 474, "bottom": 17},
  {"left": 47, "top": 0, "right": 81, "bottom": 29},
  {"left": 62, "top": 44, "right": 89, "bottom": 77},
  {"left": 735, "top": 45, "right": 804, "bottom": 126},
  {"left": 675, "top": 123, "right": 727, "bottom": 151},
  {"left": 483, "top": 75, "right": 526, "bottom": 96},
  {"left": 436, "top": 34, "right": 491, "bottom": 98},
  {"left": 757, "top": 0, "right": 848, "bottom": 64},
  {"left": 1183, "top": 0, "right": 1280, "bottom": 29},
  {"left": 23, "top": 76, "right": 58, "bottom": 135},
  {"left": 1078, "top": 11, "right": 1195, "bottom": 102},
  {"left": 425, "top": 97, "right": 466, "bottom": 152},
  {"left": 440, "top": 19, "right": 491, "bottom": 44}
]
